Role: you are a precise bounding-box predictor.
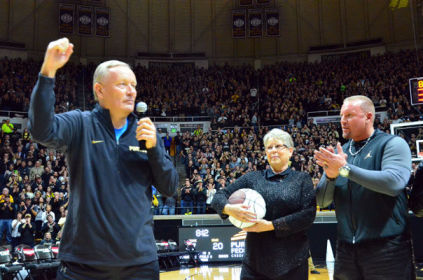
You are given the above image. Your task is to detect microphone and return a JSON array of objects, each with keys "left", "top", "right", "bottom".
[
  {"left": 136, "top": 102, "right": 148, "bottom": 115},
  {"left": 136, "top": 102, "right": 148, "bottom": 149}
]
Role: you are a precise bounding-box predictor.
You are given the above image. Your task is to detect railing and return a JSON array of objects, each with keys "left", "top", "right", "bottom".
[
  {"left": 150, "top": 116, "right": 211, "bottom": 122},
  {"left": 307, "top": 106, "right": 386, "bottom": 119},
  {"left": 0, "top": 109, "right": 211, "bottom": 123},
  {"left": 307, "top": 110, "right": 340, "bottom": 118},
  {"left": 0, "top": 110, "right": 28, "bottom": 118}
]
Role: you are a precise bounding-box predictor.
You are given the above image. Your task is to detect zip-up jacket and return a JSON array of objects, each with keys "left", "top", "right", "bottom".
[
  {"left": 317, "top": 129, "right": 411, "bottom": 244},
  {"left": 28, "top": 74, "right": 178, "bottom": 266}
]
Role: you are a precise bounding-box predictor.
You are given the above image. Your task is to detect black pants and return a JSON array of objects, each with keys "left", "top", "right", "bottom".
[
  {"left": 334, "top": 234, "right": 416, "bottom": 280},
  {"left": 56, "top": 260, "right": 159, "bottom": 280},
  {"left": 240, "top": 260, "right": 308, "bottom": 280}
]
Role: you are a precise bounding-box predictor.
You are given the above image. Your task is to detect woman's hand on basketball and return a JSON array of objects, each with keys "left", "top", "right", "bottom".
[
  {"left": 242, "top": 219, "right": 274, "bottom": 233},
  {"left": 223, "top": 204, "right": 257, "bottom": 223}
]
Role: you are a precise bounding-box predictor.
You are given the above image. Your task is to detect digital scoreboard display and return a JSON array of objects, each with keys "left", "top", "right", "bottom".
[
  {"left": 179, "top": 226, "right": 246, "bottom": 262},
  {"left": 409, "top": 77, "right": 423, "bottom": 105}
]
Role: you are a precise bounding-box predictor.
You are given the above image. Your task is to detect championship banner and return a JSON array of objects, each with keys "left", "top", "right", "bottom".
[
  {"left": 256, "top": 0, "right": 270, "bottom": 4},
  {"left": 240, "top": 0, "right": 253, "bottom": 6},
  {"left": 248, "top": 9, "right": 263, "bottom": 38},
  {"left": 59, "top": 4, "right": 74, "bottom": 34},
  {"left": 95, "top": 7, "right": 110, "bottom": 37},
  {"left": 232, "top": 10, "right": 246, "bottom": 38},
  {"left": 265, "top": 9, "right": 279, "bottom": 37},
  {"left": 78, "top": 5, "right": 93, "bottom": 35}
]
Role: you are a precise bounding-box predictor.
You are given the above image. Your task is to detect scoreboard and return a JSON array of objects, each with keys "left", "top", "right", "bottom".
[
  {"left": 179, "top": 226, "right": 246, "bottom": 262},
  {"left": 409, "top": 77, "right": 423, "bottom": 105}
]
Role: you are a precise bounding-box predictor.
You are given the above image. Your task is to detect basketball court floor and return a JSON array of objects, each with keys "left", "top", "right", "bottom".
[
  {"left": 161, "top": 263, "right": 423, "bottom": 279},
  {"left": 161, "top": 263, "right": 331, "bottom": 280}
]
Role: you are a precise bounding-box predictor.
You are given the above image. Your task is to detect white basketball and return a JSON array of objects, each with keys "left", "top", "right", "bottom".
[{"left": 228, "top": 188, "right": 266, "bottom": 229}]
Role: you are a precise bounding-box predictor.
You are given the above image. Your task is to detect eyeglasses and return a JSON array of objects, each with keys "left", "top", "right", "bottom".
[{"left": 265, "top": 144, "right": 288, "bottom": 151}]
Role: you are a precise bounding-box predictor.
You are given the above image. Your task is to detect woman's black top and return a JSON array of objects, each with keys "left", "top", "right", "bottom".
[{"left": 211, "top": 168, "right": 316, "bottom": 278}]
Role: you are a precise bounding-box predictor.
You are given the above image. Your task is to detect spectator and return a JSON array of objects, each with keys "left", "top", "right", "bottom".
[
  {"left": 11, "top": 212, "right": 23, "bottom": 249},
  {"left": 41, "top": 214, "right": 60, "bottom": 240},
  {"left": 180, "top": 179, "right": 194, "bottom": 214},
  {"left": 24, "top": 184, "right": 34, "bottom": 200},
  {"left": 194, "top": 180, "right": 207, "bottom": 214},
  {"left": 162, "top": 132, "right": 172, "bottom": 154},
  {"left": 1, "top": 119, "right": 14, "bottom": 135},
  {"left": 198, "top": 158, "right": 209, "bottom": 177},
  {"left": 152, "top": 186, "right": 164, "bottom": 215},
  {"left": 174, "top": 132, "right": 182, "bottom": 157},
  {"left": 162, "top": 192, "right": 177, "bottom": 215},
  {"left": 41, "top": 204, "right": 55, "bottom": 224},
  {"left": 50, "top": 192, "right": 63, "bottom": 218},
  {"left": 206, "top": 182, "right": 216, "bottom": 214},
  {"left": 193, "top": 125, "right": 203, "bottom": 136},
  {"left": 58, "top": 208, "right": 67, "bottom": 229},
  {"left": 31, "top": 197, "right": 46, "bottom": 239},
  {"left": 40, "top": 232, "right": 54, "bottom": 246},
  {"left": 18, "top": 213, "right": 35, "bottom": 247},
  {"left": 29, "top": 160, "right": 43, "bottom": 181},
  {"left": 0, "top": 194, "right": 15, "bottom": 245},
  {"left": 22, "top": 128, "right": 31, "bottom": 145}
]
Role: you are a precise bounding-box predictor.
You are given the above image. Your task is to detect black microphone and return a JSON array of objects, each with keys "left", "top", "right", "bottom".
[{"left": 136, "top": 102, "right": 148, "bottom": 150}]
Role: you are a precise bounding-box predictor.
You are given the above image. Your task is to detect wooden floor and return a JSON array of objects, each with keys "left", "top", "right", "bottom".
[{"left": 160, "top": 264, "right": 332, "bottom": 280}]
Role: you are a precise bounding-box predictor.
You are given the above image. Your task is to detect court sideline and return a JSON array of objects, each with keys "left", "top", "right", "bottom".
[{"left": 160, "top": 264, "right": 330, "bottom": 280}]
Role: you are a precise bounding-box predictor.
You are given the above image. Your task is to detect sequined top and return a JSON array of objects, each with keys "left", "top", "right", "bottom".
[{"left": 212, "top": 168, "right": 316, "bottom": 278}]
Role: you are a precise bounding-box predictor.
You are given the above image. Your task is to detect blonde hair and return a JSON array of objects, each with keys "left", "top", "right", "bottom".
[
  {"left": 92, "top": 60, "right": 131, "bottom": 101},
  {"left": 344, "top": 95, "right": 375, "bottom": 121},
  {"left": 263, "top": 128, "right": 294, "bottom": 149}
]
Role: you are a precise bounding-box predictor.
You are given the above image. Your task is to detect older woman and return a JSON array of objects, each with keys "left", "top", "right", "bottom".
[{"left": 212, "top": 128, "right": 316, "bottom": 280}]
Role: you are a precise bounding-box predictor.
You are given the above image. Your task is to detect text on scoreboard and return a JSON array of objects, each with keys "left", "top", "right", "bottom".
[
  {"left": 409, "top": 77, "right": 423, "bottom": 105},
  {"left": 179, "top": 226, "right": 246, "bottom": 262}
]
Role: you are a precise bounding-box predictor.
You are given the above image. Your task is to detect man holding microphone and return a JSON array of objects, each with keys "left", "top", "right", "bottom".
[{"left": 28, "top": 38, "right": 178, "bottom": 279}]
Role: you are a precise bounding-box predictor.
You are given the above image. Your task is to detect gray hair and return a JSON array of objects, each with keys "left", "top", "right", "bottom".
[
  {"left": 343, "top": 95, "right": 375, "bottom": 121},
  {"left": 263, "top": 128, "right": 294, "bottom": 149},
  {"left": 92, "top": 60, "right": 131, "bottom": 101}
]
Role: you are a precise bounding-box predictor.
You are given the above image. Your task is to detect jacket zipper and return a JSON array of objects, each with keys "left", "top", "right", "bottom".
[
  {"left": 348, "top": 182, "right": 357, "bottom": 244},
  {"left": 349, "top": 156, "right": 357, "bottom": 244}
]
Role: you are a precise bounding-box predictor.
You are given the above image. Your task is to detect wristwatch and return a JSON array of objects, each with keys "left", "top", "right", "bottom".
[{"left": 339, "top": 164, "right": 351, "bottom": 178}]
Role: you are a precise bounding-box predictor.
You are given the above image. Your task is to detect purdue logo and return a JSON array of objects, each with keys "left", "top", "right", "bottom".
[{"left": 129, "top": 146, "right": 147, "bottom": 153}]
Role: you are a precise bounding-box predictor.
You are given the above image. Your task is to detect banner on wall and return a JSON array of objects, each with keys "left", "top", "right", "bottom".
[
  {"left": 78, "top": 5, "right": 93, "bottom": 35},
  {"left": 265, "top": 9, "right": 279, "bottom": 37},
  {"left": 95, "top": 7, "right": 110, "bottom": 37},
  {"left": 232, "top": 10, "right": 246, "bottom": 38},
  {"left": 59, "top": 4, "right": 74, "bottom": 34},
  {"left": 248, "top": 9, "right": 263, "bottom": 38},
  {"left": 240, "top": 0, "right": 253, "bottom": 6}
]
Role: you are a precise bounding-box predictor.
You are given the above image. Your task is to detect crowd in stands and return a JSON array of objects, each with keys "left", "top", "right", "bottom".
[
  {"left": 0, "top": 49, "right": 422, "bottom": 246},
  {"left": 0, "top": 125, "right": 68, "bottom": 248},
  {"left": 2, "top": 50, "right": 423, "bottom": 121}
]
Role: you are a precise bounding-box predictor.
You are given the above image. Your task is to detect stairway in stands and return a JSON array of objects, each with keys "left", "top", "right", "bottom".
[
  {"left": 75, "top": 66, "right": 90, "bottom": 110},
  {"left": 173, "top": 156, "right": 187, "bottom": 185}
]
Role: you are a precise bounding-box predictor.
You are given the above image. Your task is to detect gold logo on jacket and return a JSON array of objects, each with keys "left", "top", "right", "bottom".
[
  {"left": 129, "top": 146, "right": 147, "bottom": 153},
  {"left": 91, "top": 140, "right": 104, "bottom": 144}
]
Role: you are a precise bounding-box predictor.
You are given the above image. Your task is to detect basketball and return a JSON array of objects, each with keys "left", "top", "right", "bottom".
[
  {"left": 228, "top": 188, "right": 266, "bottom": 229},
  {"left": 228, "top": 189, "right": 246, "bottom": 204}
]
